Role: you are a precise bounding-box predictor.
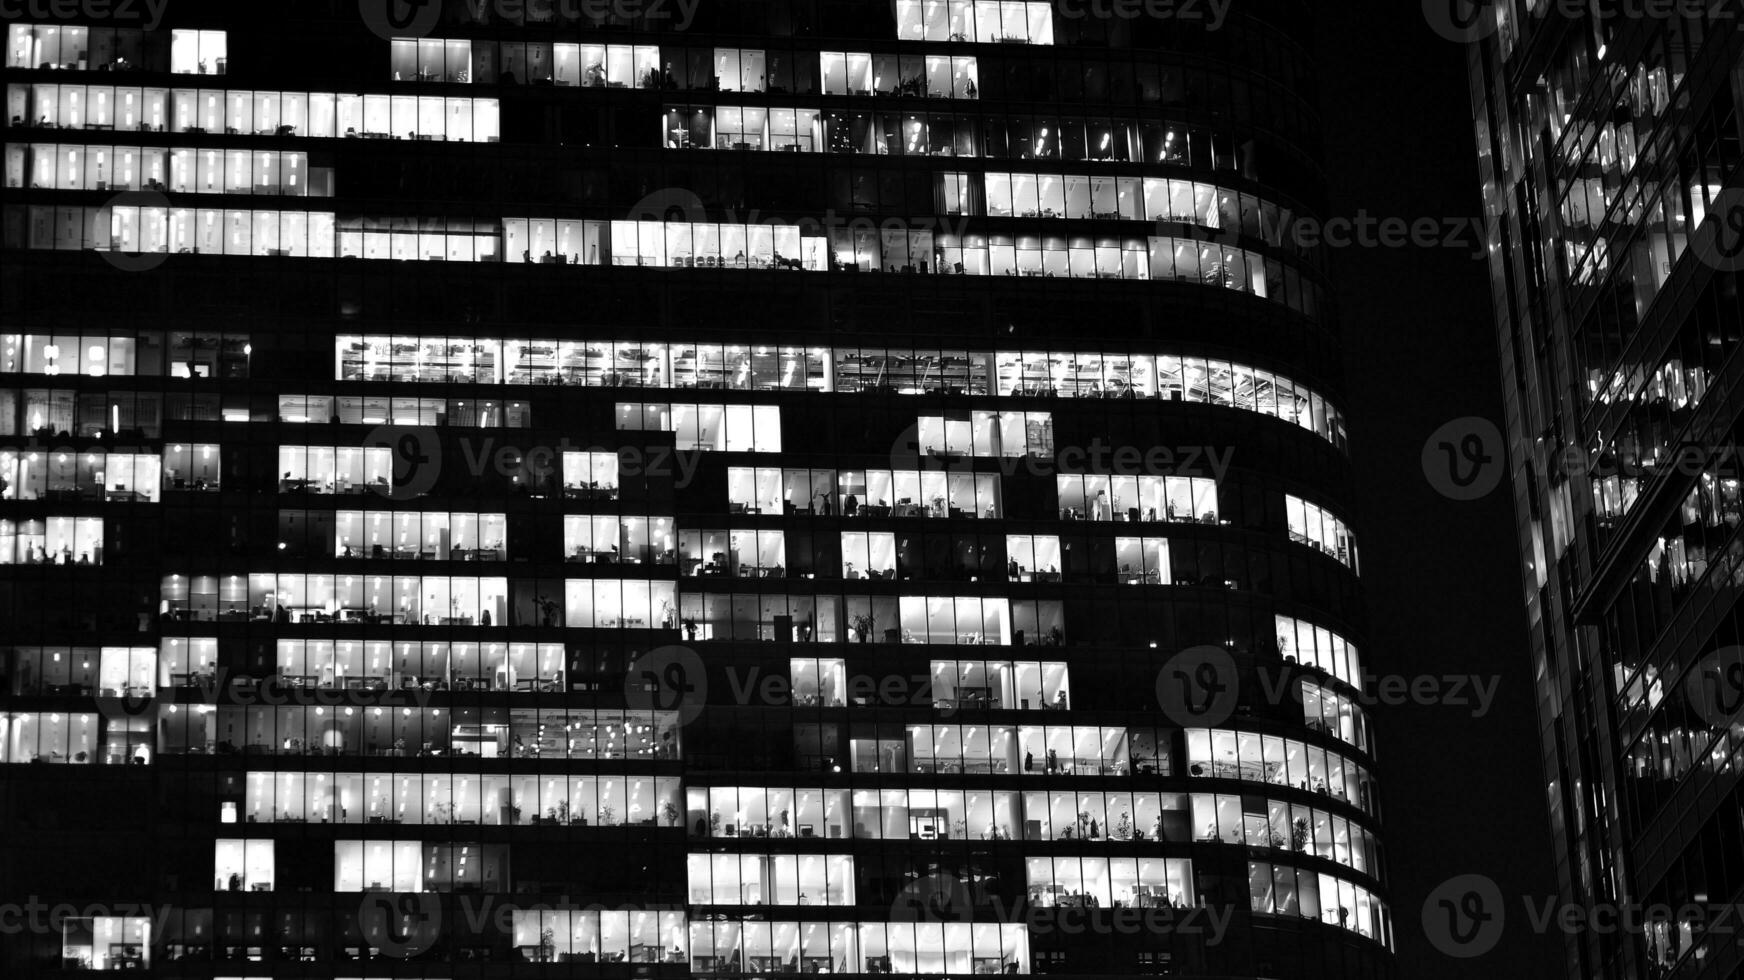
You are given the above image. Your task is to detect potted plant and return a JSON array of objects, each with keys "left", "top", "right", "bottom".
[
  {"left": 556, "top": 799, "right": 570, "bottom": 824},
  {"left": 662, "top": 801, "right": 680, "bottom": 826},
  {"left": 851, "top": 613, "right": 874, "bottom": 643},
  {"left": 601, "top": 804, "right": 617, "bottom": 826},
  {"left": 1290, "top": 817, "right": 1310, "bottom": 852},
  {"left": 683, "top": 617, "right": 699, "bottom": 642},
  {"left": 538, "top": 927, "right": 556, "bottom": 962}
]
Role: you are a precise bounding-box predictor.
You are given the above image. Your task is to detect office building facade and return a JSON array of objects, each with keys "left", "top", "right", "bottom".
[
  {"left": 0, "top": 1, "right": 1388, "bottom": 977},
  {"left": 1467, "top": 2, "right": 1744, "bottom": 977}
]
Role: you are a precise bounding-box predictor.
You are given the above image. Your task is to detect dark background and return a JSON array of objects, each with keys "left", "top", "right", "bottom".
[{"left": 1315, "top": 4, "right": 1565, "bottom": 977}]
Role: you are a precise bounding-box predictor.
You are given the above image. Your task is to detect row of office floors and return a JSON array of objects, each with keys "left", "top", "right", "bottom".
[
  {"left": 0, "top": 7, "right": 1372, "bottom": 974},
  {"left": 0, "top": 355, "right": 1390, "bottom": 978}
]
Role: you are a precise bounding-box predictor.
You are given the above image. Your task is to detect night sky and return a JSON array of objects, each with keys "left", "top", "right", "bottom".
[{"left": 1315, "top": 4, "right": 1565, "bottom": 976}]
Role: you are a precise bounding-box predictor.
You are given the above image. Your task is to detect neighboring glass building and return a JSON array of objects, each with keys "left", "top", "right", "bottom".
[
  {"left": 0, "top": 1, "right": 1390, "bottom": 978},
  {"left": 1467, "top": 3, "right": 1744, "bottom": 977}
]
